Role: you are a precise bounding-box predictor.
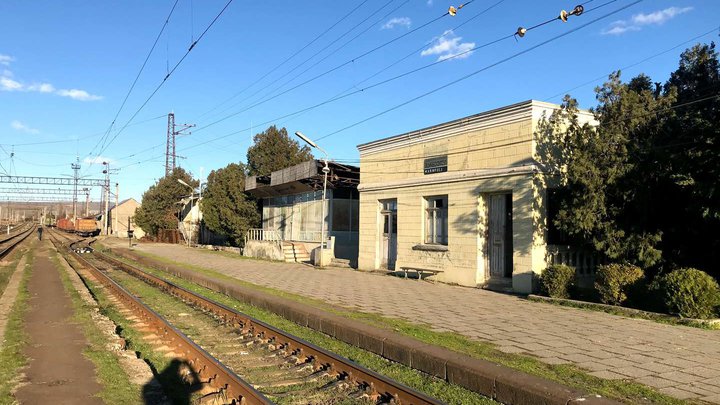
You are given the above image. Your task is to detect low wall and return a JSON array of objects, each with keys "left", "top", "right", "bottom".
[{"left": 243, "top": 240, "right": 283, "bottom": 261}]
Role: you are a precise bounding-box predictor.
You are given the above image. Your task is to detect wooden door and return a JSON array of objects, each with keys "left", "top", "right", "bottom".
[
  {"left": 488, "top": 194, "right": 512, "bottom": 278},
  {"left": 381, "top": 200, "right": 397, "bottom": 270}
]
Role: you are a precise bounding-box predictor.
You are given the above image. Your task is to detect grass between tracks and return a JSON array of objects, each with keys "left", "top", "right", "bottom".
[
  {"left": 59, "top": 251, "right": 199, "bottom": 405},
  {"left": 0, "top": 247, "right": 32, "bottom": 405},
  {"left": 51, "top": 251, "right": 143, "bottom": 405},
  {"left": 106, "top": 246, "right": 696, "bottom": 405},
  {"left": 99, "top": 247, "right": 496, "bottom": 404}
]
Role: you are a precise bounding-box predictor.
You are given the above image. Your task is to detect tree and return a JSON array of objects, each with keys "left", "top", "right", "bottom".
[
  {"left": 246, "top": 125, "right": 313, "bottom": 176},
  {"left": 200, "top": 163, "right": 260, "bottom": 246},
  {"left": 537, "top": 73, "right": 674, "bottom": 268},
  {"left": 655, "top": 42, "right": 720, "bottom": 271},
  {"left": 537, "top": 42, "right": 720, "bottom": 277},
  {"left": 135, "top": 168, "right": 197, "bottom": 237}
]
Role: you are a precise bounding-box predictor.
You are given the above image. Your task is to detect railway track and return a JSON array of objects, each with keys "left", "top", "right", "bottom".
[
  {"left": 0, "top": 224, "right": 35, "bottom": 259},
  {"left": 49, "top": 230, "right": 444, "bottom": 405}
]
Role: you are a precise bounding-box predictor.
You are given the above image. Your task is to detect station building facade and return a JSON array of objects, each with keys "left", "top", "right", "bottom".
[
  {"left": 356, "top": 100, "right": 594, "bottom": 293},
  {"left": 245, "top": 160, "right": 360, "bottom": 265}
]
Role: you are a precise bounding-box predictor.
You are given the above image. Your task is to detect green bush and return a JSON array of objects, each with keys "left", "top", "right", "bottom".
[
  {"left": 540, "top": 265, "right": 576, "bottom": 299},
  {"left": 595, "top": 263, "right": 644, "bottom": 306},
  {"left": 660, "top": 268, "right": 720, "bottom": 319}
]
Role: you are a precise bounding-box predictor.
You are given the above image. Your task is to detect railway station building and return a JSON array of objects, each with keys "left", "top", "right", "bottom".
[
  {"left": 244, "top": 160, "right": 360, "bottom": 266},
  {"left": 356, "top": 100, "right": 595, "bottom": 293}
]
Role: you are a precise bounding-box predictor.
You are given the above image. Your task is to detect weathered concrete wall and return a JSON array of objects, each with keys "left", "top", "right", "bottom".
[{"left": 243, "top": 240, "right": 283, "bottom": 261}]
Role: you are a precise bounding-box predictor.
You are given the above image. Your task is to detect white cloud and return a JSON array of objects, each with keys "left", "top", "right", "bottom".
[
  {"left": 83, "top": 156, "right": 113, "bottom": 165},
  {"left": 382, "top": 17, "right": 411, "bottom": 30},
  {"left": 602, "top": 6, "right": 693, "bottom": 35},
  {"left": 0, "top": 56, "right": 101, "bottom": 100},
  {"left": 0, "top": 76, "right": 23, "bottom": 91},
  {"left": 0, "top": 54, "right": 14, "bottom": 66},
  {"left": 632, "top": 6, "right": 693, "bottom": 25},
  {"left": 420, "top": 30, "right": 475, "bottom": 61},
  {"left": 27, "top": 83, "right": 55, "bottom": 93},
  {"left": 10, "top": 120, "right": 39, "bottom": 134},
  {"left": 56, "top": 88, "right": 103, "bottom": 101}
]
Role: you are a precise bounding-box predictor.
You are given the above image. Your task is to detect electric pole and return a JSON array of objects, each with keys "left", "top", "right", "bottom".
[
  {"left": 102, "top": 162, "right": 118, "bottom": 236},
  {"left": 165, "top": 112, "right": 195, "bottom": 176},
  {"left": 71, "top": 157, "right": 81, "bottom": 221},
  {"left": 114, "top": 182, "right": 119, "bottom": 237}
]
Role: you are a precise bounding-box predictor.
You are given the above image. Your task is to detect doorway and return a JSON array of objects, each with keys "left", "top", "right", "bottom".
[
  {"left": 488, "top": 193, "right": 512, "bottom": 279},
  {"left": 380, "top": 199, "right": 397, "bottom": 270}
]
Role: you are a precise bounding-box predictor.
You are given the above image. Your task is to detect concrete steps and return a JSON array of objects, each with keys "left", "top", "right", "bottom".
[{"left": 282, "top": 242, "right": 310, "bottom": 263}]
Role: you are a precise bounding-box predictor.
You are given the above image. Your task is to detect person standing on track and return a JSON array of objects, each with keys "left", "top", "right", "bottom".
[{"left": 37, "top": 226, "right": 43, "bottom": 241}]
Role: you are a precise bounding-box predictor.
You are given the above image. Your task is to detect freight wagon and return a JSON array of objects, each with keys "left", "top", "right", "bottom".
[
  {"left": 57, "top": 218, "right": 75, "bottom": 233},
  {"left": 75, "top": 218, "right": 100, "bottom": 237}
]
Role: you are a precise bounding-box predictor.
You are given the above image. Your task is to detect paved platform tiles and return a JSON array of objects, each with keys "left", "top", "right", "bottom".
[
  {"left": 15, "top": 241, "right": 103, "bottom": 405},
  {"left": 105, "top": 239, "right": 720, "bottom": 403}
]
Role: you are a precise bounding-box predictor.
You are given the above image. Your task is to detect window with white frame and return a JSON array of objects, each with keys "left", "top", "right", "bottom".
[{"left": 425, "top": 196, "right": 448, "bottom": 245}]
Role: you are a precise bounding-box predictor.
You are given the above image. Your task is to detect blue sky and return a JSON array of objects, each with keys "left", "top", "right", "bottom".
[{"left": 1, "top": 0, "right": 718, "bottom": 202}]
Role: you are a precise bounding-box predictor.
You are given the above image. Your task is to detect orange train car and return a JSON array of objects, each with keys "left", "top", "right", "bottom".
[
  {"left": 75, "top": 218, "right": 100, "bottom": 237},
  {"left": 57, "top": 218, "right": 75, "bottom": 233}
]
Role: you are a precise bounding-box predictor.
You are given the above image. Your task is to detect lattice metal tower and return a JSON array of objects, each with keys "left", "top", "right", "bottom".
[
  {"left": 165, "top": 112, "right": 195, "bottom": 176},
  {"left": 71, "top": 157, "right": 81, "bottom": 220}
]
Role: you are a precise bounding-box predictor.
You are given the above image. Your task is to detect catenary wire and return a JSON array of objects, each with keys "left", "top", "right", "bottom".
[
  {"left": 88, "top": 0, "right": 181, "bottom": 161},
  {"left": 192, "top": 0, "right": 469, "bottom": 133},
  {"left": 315, "top": 0, "right": 637, "bottom": 141},
  {"left": 114, "top": 0, "right": 641, "bottom": 170},
  {"left": 202, "top": 0, "right": 407, "bottom": 125},
  {"left": 91, "top": 0, "right": 235, "bottom": 162},
  {"left": 195, "top": 0, "right": 373, "bottom": 121}
]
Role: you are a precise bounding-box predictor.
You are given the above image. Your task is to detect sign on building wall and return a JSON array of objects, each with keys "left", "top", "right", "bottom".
[{"left": 423, "top": 156, "right": 448, "bottom": 175}]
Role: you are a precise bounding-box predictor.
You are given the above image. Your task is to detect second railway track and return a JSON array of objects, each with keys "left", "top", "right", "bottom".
[{"left": 49, "top": 230, "right": 445, "bottom": 405}]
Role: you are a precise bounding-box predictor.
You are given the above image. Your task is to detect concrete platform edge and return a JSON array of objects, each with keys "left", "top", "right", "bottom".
[{"left": 111, "top": 247, "right": 619, "bottom": 405}]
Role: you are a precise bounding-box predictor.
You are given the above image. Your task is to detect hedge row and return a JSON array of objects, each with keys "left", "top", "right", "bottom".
[{"left": 539, "top": 264, "right": 720, "bottom": 319}]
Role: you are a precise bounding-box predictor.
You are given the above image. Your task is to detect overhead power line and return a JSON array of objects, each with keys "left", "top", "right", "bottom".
[
  {"left": 192, "top": 0, "right": 470, "bottom": 134},
  {"left": 90, "top": 0, "right": 236, "bottom": 162},
  {"left": 195, "top": 0, "right": 373, "bottom": 120},
  {"left": 115, "top": 0, "right": 643, "bottom": 170},
  {"left": 89, "top": 0, "right": 181, "bottom": 161},
  {"left": 201, "top": 0, "right": 406, "bottom": 125},
  {"left": 315, "top": 0, "right": 639, "bottom": 141}
]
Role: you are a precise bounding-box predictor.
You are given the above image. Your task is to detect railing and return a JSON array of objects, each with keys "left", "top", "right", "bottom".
[
  {"left": 245, "top": 228, "right": 283, "bottom": 251},
  {"left": 547, "top": 245, "right": 601, "bottom": 276}
]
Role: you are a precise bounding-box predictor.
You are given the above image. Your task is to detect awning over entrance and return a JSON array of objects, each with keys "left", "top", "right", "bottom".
[{"left": 245, "top": 160, "right": 359, "bottom": 199}]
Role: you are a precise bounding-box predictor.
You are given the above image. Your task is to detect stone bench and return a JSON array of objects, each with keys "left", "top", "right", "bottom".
[{"left": 397, "top": 266, "right": 444, "bottom": 283}]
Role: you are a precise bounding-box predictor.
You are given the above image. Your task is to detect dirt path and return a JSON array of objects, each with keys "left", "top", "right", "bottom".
[
  {"left": 0, "top": 248, "right": 29, "bottom": 349},
  {"left": 14, "top": 241, "right": 103, "bottom": 405}
]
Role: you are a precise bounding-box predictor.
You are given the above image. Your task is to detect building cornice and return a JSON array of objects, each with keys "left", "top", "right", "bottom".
[
  {"left": 356, "top": 100, "right": 595, "bottom": 157},
  {"left": 358, "top": 164, "right": 538, "bottom": 192}
]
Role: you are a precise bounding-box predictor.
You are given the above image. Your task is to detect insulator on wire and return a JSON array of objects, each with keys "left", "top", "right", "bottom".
[
  {"left": 448, "top": 2, "right": 466, "bottom": 16},
  {"left": 515, "top": 27, "right": 527, "bottom": 38},
  {"left": 559, "top": 5, "right": 584, "bottom": 22}
]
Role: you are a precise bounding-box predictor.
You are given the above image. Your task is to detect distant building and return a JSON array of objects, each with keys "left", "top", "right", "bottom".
[
  {"left": 245, "top": 160, "right": 360, "bottom": 265},
  {"left": 107, "top": 198, "right": 145, "bottom": 239},
  {"left": 356, "top": 100, "right": 595, "bottom": 293}
]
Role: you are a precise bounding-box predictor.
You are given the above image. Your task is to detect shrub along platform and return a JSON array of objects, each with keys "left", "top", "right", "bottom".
[{"left": 527, "top": 294, "right": 720, "bottom": 328}]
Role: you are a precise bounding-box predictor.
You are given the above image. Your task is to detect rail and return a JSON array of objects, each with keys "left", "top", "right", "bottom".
[
  {"left": 49, "top": 231, "right": 272, "bottom": 405},
  {"left": 94, "top": 250, "right": 442, "bottom": 405},
  {"left": 547, "top": 245, "right": 600, "bottom": 275},
  {"left": 0, "top": 225, "right": 35, "bottom": 259}
]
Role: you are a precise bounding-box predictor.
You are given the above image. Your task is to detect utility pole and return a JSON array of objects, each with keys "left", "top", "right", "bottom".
[
  {"left": 102, "top": 162, "right": 118, "bottom": 236},
  {"left": 165, "top": 112, "right": 195, "bottom": 176},
  {"left": 83, "top": 188, "right": 90, "bottom": 216},
  {"left": 114, "top": 183, "right": 119, "bottom": 237},
  {"left": 71, "top": 157, "right": 81, "bottom": 221}
]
